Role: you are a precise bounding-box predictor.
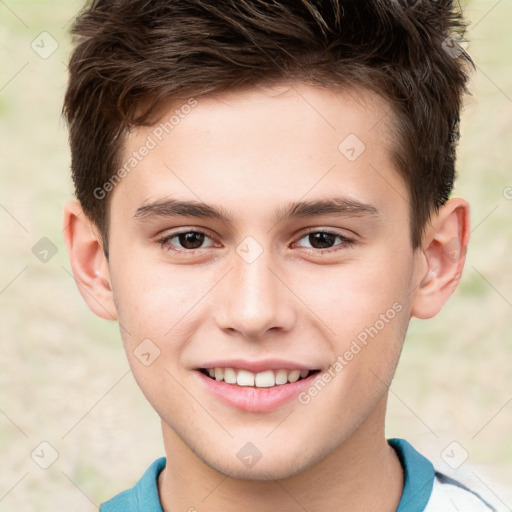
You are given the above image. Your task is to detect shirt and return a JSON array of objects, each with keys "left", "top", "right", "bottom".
[{"left": 99, "top": 438, "right": 497, "bottom": 511}]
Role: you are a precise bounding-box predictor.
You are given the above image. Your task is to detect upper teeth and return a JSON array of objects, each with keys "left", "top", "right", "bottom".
[{"left": 206, "top": 368, "right": 310, "bottom": 387}]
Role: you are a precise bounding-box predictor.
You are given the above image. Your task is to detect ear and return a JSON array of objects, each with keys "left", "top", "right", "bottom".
[
  {"left": 62, "top": 200, "right": 118, "bottom": 321},
  {"left": 411, "top": 197, "right": 470, "bottom": 319}
]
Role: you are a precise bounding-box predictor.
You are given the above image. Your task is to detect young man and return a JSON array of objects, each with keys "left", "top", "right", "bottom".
[{"left": 62, "top": 0, "right": 496, "bottom": 510}]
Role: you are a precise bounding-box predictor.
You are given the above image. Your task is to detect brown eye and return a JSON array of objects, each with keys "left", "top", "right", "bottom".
[
  {"left": 307, "top": 232, "right": 337, "bottom": 249},
  {"left": 177, "top": 232, "right": 206, "bottom": 249},
  {"left": 158, "top": 230, "right": 215, "bottom": 252},
  {"left": 294, "top": 230, "right": 355, "bottom": 252}
]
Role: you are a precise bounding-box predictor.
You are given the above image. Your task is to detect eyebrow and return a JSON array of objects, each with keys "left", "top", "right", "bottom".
[{"left": 133, "top": 196, "right": 381, "bottom": 226}]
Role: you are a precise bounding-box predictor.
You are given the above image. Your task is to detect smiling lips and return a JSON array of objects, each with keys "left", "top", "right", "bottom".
[
  {"left": 197, "top": 367, "right": 321, "bottom": 413},
  {"left": 196, "top": 359, "right": 323, "bottom": 412},
  {"left": 200, "top": 367, "right": 318, "bottom": 388}
]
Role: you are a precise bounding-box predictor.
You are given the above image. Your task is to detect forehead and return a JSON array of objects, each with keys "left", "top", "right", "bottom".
[{"left": 111, "top": 83, "right": 405, "bottom": 225}]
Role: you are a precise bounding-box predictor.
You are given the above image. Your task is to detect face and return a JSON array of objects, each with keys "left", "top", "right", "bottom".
[{"left": 105, "top": 83, "right": 423, "bottom": 479}]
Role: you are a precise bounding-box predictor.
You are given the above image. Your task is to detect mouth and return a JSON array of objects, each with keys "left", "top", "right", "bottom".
[
  {"left": 195, "top": 365, "right": 323, "bottom": 413},
  {"left": 194, "top": 358, "right": 324, "bottom": 412},
  {"left": 198, "top": 367, "right": 321, "bottom": 388}
]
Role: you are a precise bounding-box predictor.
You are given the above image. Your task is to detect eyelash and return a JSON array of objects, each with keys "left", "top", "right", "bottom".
[{"left": 157, "top": 229, "right": 355, "bottom": 255}]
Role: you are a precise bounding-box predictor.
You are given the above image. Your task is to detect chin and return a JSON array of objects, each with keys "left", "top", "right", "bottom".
[
  {"left": 201, "top": 448, "right": 318, "bottom": 482},
  {"left": 217, "top": 463, "right": 307, "bottom": 482}
]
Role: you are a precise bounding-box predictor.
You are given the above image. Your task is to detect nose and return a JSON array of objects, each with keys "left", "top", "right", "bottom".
[{"left": 215, "top": 245, "right": 296, "bottom": 340}]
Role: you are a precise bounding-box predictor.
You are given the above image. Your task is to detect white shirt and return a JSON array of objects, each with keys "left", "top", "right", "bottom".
[{"left": 424, "top": 472, "right": 497, "bottom": 511}]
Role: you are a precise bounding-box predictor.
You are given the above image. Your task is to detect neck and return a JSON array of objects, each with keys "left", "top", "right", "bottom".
[{"left": 157, "top": 398, "right": 403, "bottom": 512}]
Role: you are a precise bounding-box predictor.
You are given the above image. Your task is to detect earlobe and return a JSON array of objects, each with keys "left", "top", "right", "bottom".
[
  {"left": 62, "top": 200, "right": 118, "bottom": 321},
  {"left": 411, "top": 197, "right": 470, "bottom": 319}
]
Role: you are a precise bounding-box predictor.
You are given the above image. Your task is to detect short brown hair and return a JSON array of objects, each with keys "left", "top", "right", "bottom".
[{"left": 63, "top": 0, "right": 474, "bottom": 254}]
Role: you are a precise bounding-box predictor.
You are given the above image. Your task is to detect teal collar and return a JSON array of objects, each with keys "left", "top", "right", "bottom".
[
  {"left": 389, "top": 438, "right": 435, "bottom": 512},
  {"left": 100, "top": 456, "right": 166, "bottom": 511}
]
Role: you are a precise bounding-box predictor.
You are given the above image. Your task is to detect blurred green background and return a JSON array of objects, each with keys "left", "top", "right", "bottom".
[{"left": 0, "top": 0, "right": 511, "bottom": 510}]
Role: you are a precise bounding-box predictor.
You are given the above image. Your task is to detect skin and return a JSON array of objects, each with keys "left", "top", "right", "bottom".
[{"left": 63, "top": 83, "right": 470, "bottom": 511}]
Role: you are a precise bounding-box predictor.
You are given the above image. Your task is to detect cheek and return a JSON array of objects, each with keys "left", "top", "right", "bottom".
[
  {"left": 340, "top": 262, "right": 412, "bottom": 384},
  {"left": 110, "top": 258, "right": 206, "bottom": 348},
  {"left": 303, "top": 252, "right": 413, "bottom": 339}
]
